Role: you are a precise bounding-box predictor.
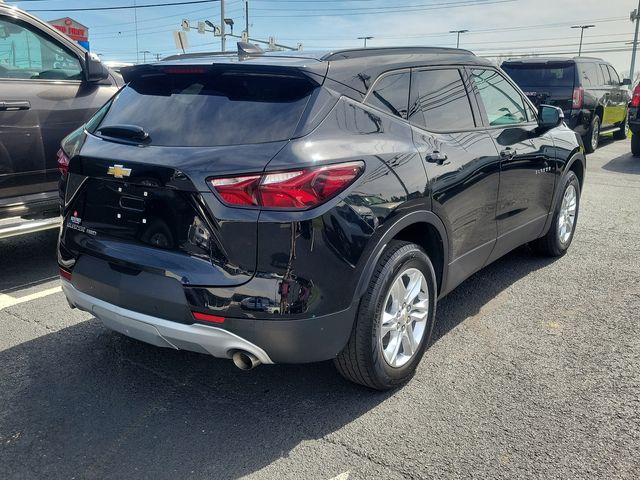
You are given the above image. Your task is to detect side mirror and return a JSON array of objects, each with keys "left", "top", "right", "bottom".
[
  {"left": 622, "top": 78, "right": 632, "bottom": 86},
  {"left": 83, "top": 52, "right": 109, "bottom": 83},
  {"left": 538, "top": 105, "right": 564, "bottom": 130}
]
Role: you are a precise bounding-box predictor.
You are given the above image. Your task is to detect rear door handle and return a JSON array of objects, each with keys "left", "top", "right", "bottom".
[
  {"left": 500, "top": 148, "right": 517, "bottom": 161},
  {"left": 0, "top": 100, "right": 31, "bottom": 111},
  {"left": 425, "top": 151, "right": 448, "bottom": 165}
]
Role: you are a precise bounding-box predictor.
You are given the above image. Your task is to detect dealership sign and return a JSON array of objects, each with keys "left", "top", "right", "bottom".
[{"left": 49, "top": 17, "right": 90, "bottom": 49}]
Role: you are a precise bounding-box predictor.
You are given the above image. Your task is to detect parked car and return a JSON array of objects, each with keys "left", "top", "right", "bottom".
[
  {"left": 0, "top": 4, "right": 121, "bottom": 239},
  {"left": 502, "top": 57, "right": 630, "bottom": 153},
  {"left": 58, "top": 45, "right": 585, "bottom": 389},
  {"left": 628, "top": 83, "right": 640, "bottom": 156}
]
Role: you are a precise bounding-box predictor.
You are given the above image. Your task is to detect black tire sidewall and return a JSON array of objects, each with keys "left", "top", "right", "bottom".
[
  {"left": 364, "top": 244, "right": 437, "bottom": 388},
  {"left": 632, "top": 134, "right": 640, "bottom": 157},
  {"left": 587, "top": 115, "right": 600, "bottom": 152}
]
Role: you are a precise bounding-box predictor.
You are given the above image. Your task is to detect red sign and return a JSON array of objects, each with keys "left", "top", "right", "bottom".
[{"left": 49, "top": 17, "right": 89, "bottom": 42}]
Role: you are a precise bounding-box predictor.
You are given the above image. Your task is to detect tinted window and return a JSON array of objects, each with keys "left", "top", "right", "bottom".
[
  {"left": 472, "top": 69, "right": 528, "bottom": 126},
  {"left": 365, "top": 71, "right": 410, "bottom": 119},
  {"left": 98, "top": 71, "right": 315, "bottom": 146},
  {"left": 600, "top": 65, "right": 612, "bottom": 85},
  {"left": 0, "top": 18, "right": 81, "bottom": 80},
  {"left": 408, "top": 68, "right": 475, "bottom": 131},
  {"left": 579, "top": 62, "right": 601, "bottom": 87},
  {"left": 502, "top": 63, "right": 576, "bottom": 87},
  {"left": 607, "top": 65, "right": 621, "bottom": 85}
]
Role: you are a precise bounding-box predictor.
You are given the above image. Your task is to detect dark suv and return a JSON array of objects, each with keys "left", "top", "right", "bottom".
[
  {"left": 0, "top": 4, "right": 121, "bottom": 239},
  {"left": 58, "top": 45, "right": 585, "bottom": 389},
  {"left": 502, "top": 57, "right": 630, "bottom": 153}
]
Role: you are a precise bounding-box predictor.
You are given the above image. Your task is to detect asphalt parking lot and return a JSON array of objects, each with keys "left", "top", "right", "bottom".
[{"left": 1, "top": 139, "right": 639, "bottom": 480}]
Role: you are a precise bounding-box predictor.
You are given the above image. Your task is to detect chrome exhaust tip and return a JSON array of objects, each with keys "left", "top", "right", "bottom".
[{"left": 232, "top": 350, "right": 261, "bottom": 370}]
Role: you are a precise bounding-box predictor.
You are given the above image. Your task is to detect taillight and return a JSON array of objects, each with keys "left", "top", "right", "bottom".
[
  {"left": 59, "top": 267, "right": 72, "bottom": 281},
  {"left": 209, "top": 161, "right": 364, "bottom": 210},
  {"left": 572, "top": 86, "right": 584, "bottom": 109},
  {"left": 192, "top": 311, "right": 225, "bottom": 324},
  {"left": 57, "top": 149, "right": 70, "bottom": 176},
  {"left": 632, "top": 84, "right": 640, "bottom": 108}
]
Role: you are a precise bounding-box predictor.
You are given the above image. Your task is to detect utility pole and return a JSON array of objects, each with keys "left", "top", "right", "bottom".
[
  {"left": 139, "top": 50, "right": 151, "bottom": 63},
  {"left": 134, "top": 0, "right": 140, "bottom": 63},
  {"left": 220, "top": 0, "right": 226, "bottom": 52},
  {"left": 571, "top": 24, "right": 595, "bottom": 56},
  {"left": 630, "top": 2, "right": 640, "bottom": 86},
  {"left": 449, "top": 29, "right": 468, "bottom": 48},
  {"left": 357, "top": 36, "right": 373, "bottom": 48},
  {"left": 245, "top": 1, "right": 249, "bottom": 37}
]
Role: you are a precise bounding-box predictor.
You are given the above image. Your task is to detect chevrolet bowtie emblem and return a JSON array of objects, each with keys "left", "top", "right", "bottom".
[{"left": 107, "top": 164, "right": 132, "bottom": 179}]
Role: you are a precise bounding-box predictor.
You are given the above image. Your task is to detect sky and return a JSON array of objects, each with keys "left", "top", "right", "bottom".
[{"left": 9, "top": 0, "right": 638, "bottom": 75}]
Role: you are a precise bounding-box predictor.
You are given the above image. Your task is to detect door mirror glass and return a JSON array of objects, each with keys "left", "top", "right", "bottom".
[
  {"left": 84, "top": 52, "right": 109, "bottom": 83},
  {"left": 622, "top": 78, "right": 632, "bottom": 86},
  {"left": 538, "top": 105, "right": 563, "bottom": 130}
]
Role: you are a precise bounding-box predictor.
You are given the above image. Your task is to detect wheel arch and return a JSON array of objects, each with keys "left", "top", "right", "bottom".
[
  {"left": 354, "top": 210, "right": 450, "bottom": 302},
  {"left": 566, "top": 150, "right": 586, "bottom": 190},
  {"left": 540, "top": 149, "right": 585, "bottom": 238},
  {"left": 594, "top": 105, "right": 604, "bottom": 125}
]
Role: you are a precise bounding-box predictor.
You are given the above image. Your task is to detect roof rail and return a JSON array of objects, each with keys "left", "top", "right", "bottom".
[{"left": 321, "top": 46, "right": 474, "bottom": 61}]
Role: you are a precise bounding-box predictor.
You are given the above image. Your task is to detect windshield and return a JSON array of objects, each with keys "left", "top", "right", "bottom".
[
  {"left": 97, "top": 70, "right": 316, "bottom": 147},
  {"left": 502, "top": 63, "right": 576, "bottom": 88}
]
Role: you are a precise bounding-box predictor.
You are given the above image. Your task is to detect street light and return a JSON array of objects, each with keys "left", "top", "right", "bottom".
[
  {"left": 139, "top": 50, "right": 151, "bottom": 63},
  {"left": 449, "top": 29, "right": 468, "bottom": 48},
  {"left": 571, "top": 25, "right": 595, "bottom": 56},
  {"left": 224, "top": 18, "right": 234, "bottom": 35},
  {"left": 357, "top": 36, "right": 373, "bottom": 48}
]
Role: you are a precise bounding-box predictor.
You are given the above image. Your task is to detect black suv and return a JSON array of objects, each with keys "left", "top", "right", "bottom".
[
  {"left": 0, "top": 4, "right": 121, "bottom": 239},
  {"left": 502, "top": 57, "right": 630, "bottom": 153},
  {"left": 58, "top": 46, "right": 585, "bottom": 389}
]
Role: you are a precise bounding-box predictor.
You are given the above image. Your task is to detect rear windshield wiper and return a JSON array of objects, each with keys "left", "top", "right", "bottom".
[{"left": 96, "top": 124, "right": 151, "bottom": 144}]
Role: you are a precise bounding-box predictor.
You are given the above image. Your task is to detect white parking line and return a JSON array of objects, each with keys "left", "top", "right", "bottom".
[{"left": 0, "top": 286, "right": 62, "bottom": 311}]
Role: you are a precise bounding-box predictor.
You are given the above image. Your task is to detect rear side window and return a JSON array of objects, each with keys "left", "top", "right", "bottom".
[
  {"left": 600, "top": 65, "right": 612, "bottom": 85},
  {"left": 97, "top": 71, "right": 316, "bottom": 146},
  {"left": 579, "top": 62, "right": 602, "bottom": 87},
  {"left": 365, "top": 71, "right": 410, "bottom": 119},
  {"left": 607, "top": 65, "right": 621, "bottom": 85},
  {"left": 502, "top": 62, "right": 576, "bottom": 88},
  {"left": 408, "top": 68, "right": 475, "bottom": 131},
  {"left": 471, "top": 69, "right": 528, "bottom": 127}
]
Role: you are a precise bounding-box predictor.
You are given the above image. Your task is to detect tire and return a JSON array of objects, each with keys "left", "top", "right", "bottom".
[
  {"left": 632, "top": 133, "right": 640, "bottom": 157},
  {"left": 583, "top": 115, "right": 600, "bottom": 153},
  {"left": 613, "top": 114, "right": 629, "bottom": 140},
  {"left": 334, "top": 240, "right": 437, "bottom": 390},
  {"left": 532, "top": 171, "right": 581, "bottom": 257}
]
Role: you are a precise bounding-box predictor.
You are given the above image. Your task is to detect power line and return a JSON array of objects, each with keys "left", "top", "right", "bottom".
[
  {"left": 21, "top": 0, "right": 218, "bottom": 12},
  {"left": 249, "top": 0, "right": 520, "bottom": 17}
]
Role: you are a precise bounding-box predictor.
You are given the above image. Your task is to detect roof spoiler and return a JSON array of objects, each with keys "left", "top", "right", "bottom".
[{"left": 237, "top": 41, "right": 263, "bottom": 58}]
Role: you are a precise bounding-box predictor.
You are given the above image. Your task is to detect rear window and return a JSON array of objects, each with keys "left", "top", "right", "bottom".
[
  {"left": 502, "top": 63, "right": 576, "bottom": 88},
  {"left": 97, "top": 70, "right": 316, "bottom": 146}
]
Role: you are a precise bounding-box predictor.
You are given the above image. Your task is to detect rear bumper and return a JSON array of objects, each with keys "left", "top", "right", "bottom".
[
  {"left": 62, "top": 278, "right": 357, "bottom": 364},
  {"left": 564, "top": 109, "right": 591, "bottom": 137},
  {"left": 62, "top": 280, "right": 274, "bottom": 364}
]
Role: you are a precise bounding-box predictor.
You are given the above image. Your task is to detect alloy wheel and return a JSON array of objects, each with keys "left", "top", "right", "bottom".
[
  {"left": 558, "top": 184, "right": 577, "bottom": 245},
  {"left": 378, "top": 268, "right": 429, "bottom": 368},
  {"left": 591, "top": 120, "right": 600, "bottom": 151}
]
